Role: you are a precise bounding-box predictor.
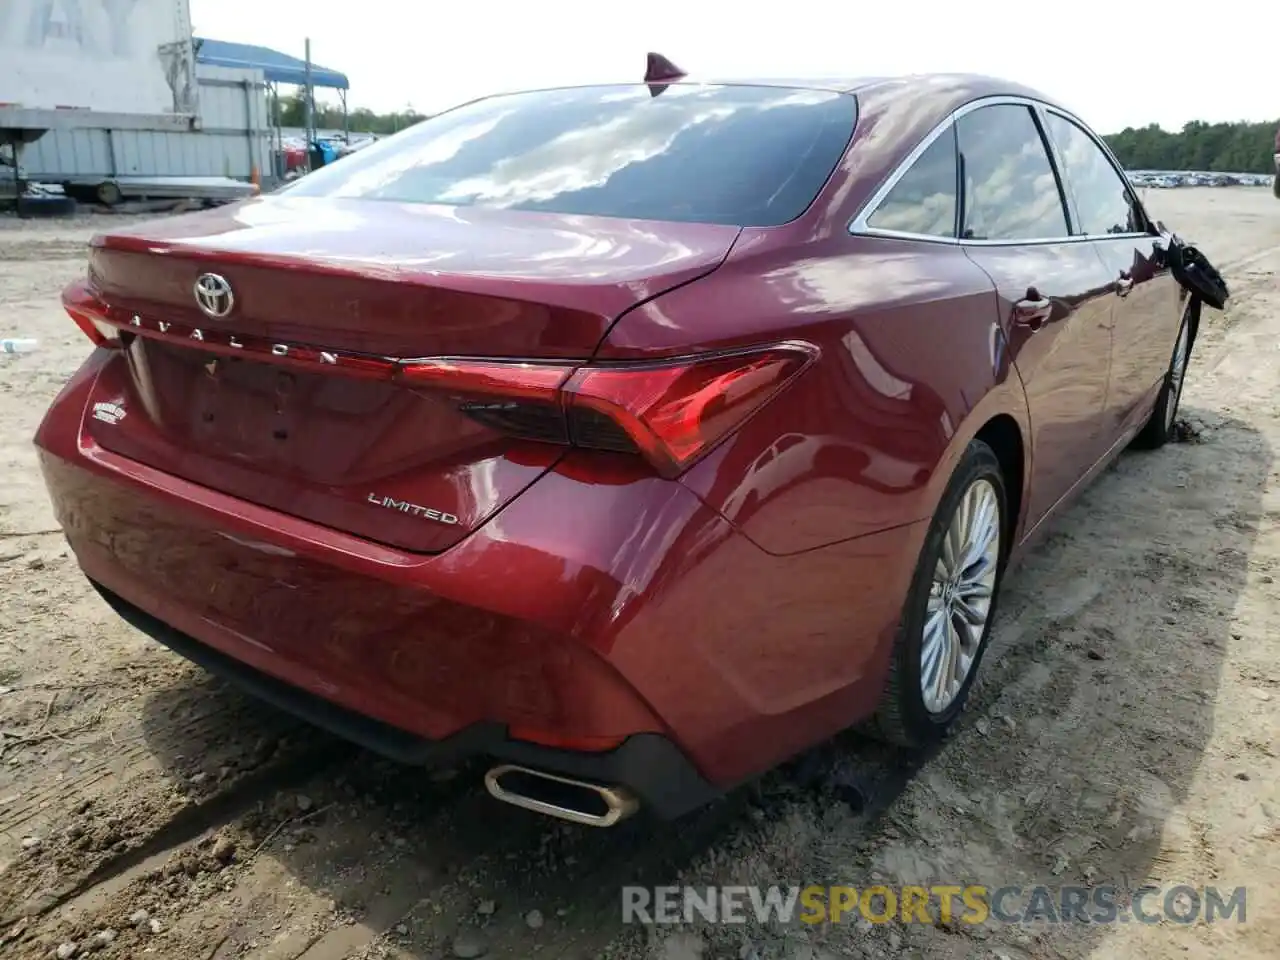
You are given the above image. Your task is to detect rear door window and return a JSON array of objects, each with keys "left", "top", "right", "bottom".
[
  {"left": 284, "top": 84, "right": 857, "bottom": 227},
  {"left": 866, "top": 125, "right": 958, "bottom": 238},
  {"left": 1044, "top": 112, "right": 1145, "bottom": 236},
  {"left": 955, "top": 104, "right": 1070, "bottom": 241}
]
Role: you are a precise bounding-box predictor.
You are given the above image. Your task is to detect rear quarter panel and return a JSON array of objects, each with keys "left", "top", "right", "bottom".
[
  {"left": 598, "top": 232, "right": 1027, "bottom": 556},
  {"left": 597, "top": 75, "right": 1054, "bottom": 555}
]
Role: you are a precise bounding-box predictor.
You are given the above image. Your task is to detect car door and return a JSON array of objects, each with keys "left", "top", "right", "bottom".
[
  {"left": 955, "top": 102, "right": 1117, "bottom": 530},
  {"left": 1041, "top": 109, "right": 1182, "bottom": 439}
]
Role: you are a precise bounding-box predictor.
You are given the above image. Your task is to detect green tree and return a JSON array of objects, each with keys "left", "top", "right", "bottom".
[
  {"left": 1105, "top": 119, "right": 1278, "bottom": 173},
  {"left": 274, "top": 91, "right": 426, "bottom": 136}
]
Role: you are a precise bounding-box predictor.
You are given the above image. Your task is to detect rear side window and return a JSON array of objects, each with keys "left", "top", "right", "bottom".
[
  {"left": 1044, "top": 112, "right": 1144, "bottom": 236},
  {"left": 867, "top": 125, "right": 958, "bottom": 238},
  {"left": 284, "top": 84, "right": 857, "bottom": 227},
  {"left": 955, "top": 104, "right": 1069, "bottom": 241}
]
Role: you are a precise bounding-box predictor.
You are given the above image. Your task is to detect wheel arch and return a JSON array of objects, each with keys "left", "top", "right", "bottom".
[
  {"left": 972, "top": 413, "right": 1026, "bottom": 556},
  {"left": 925, "top": 370, "right": 1032, "bottom": 554},
  {"left": 1184, "top": 294, "right": 1202, "bottom": 354}
]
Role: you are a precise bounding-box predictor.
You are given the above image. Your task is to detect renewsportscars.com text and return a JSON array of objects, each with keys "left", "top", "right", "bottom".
[{"left": 621, "top": 884, "right": 1247, "bottom": 926}]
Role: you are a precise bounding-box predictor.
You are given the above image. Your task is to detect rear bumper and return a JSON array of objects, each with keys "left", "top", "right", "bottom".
[
  {"left": 34, "top": 351, "right": 925, "bottom": 805},
  {"left": 92, "top": 580, "right": 717, "bottom": 819}
]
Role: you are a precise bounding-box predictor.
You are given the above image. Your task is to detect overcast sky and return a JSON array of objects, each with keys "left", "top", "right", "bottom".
[{"left": 189, "top": 0, "right": 1275, "bottom": 134}]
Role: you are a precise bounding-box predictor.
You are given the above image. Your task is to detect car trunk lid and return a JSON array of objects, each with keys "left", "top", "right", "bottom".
[{"left": 79, "top": 197, "right": 741, "bottom": 553}]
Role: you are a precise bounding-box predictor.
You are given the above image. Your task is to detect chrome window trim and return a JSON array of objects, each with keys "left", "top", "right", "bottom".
[{"left": 849, "top": 94, "right": 1152, "bottom": 246}]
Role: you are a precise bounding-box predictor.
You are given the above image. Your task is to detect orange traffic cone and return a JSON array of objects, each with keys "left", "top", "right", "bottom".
[{"left": 250, "top": 163, "right": 261, "bottom": 195}]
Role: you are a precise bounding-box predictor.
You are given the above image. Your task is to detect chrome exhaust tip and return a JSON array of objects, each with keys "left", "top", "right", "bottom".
[{"left": 484, "top": 764, "right": 639, "bottom": 827}]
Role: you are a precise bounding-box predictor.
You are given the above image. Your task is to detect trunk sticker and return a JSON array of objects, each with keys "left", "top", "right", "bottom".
[{"left": 91, "top": 401, "right": 126, "bottom": 425}]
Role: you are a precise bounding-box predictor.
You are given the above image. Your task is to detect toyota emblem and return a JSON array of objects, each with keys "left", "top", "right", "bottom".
[{"left": 193, "top": 273, "right": 234, "bottom": 319}]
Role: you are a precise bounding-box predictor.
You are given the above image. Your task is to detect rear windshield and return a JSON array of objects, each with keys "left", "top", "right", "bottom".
[{"left": 283, "top": 84, "right": 856, "bottom": 227}]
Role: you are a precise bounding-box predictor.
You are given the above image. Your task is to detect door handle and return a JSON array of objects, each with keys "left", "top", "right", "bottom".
[
  {"left": 1012, "top": 291, "right": 1053, "bottom": 332},
  {"left": 1116, "top": 273, "right": 1134, "bottom": 297}
]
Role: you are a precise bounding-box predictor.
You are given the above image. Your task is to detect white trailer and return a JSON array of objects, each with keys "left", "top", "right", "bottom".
[
  {"left": 0, "top": 0, "right": 201, "bottom": 207},
  {"left": 0, "top": 0, "right": 198, "bottom": 128}
]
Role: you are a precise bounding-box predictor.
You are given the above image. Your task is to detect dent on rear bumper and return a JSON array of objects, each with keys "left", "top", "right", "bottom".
[{"left": 35, "top": 353, "right": 926, "bottom": 789}]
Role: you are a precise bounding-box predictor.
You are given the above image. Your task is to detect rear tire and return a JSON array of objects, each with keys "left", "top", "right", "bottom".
[
  {"left": 96, "top": 180, "right": 123, "bottom": 206},
  {"left": 1131, "top": 303, "right": 1193, "bottom": 450},
  {"left": 872, "top": 440, "right": 1007, "bottom": 747}
]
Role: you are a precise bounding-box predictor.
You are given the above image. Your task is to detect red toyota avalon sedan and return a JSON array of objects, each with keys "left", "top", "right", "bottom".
[{"left": 35, "top": 69, "right": 1197, "bottom": 827}]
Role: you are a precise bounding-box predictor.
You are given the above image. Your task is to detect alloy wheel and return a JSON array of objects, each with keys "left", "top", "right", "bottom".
[{"left": 920, "top": 478, "right": 1001, "bottom": 714}]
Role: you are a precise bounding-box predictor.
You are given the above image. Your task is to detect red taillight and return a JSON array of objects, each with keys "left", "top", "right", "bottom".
[
  {"left": 400, "top": 343, "right": 817, "bottom": 478},
  {"left": 399, "top": 358, "right": 571, "bottom": 400},
  {"left": 565, "top": 346, "right": 817, "bottom": 477},
  {"left": 401, "top": 358, "right": 575, "bottom": 443},
  {"left": 62, "top": 282, "right": 120, "bottom": 348}
]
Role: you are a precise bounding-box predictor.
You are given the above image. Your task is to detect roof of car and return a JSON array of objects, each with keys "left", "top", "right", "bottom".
[
  {"left": 595, "top": 73, "right": 1071, "bottom": 123},
  {"left": 707, "top": 73, "right": 1060, "bottom": 103},
  {"left": 468, "top": 74, "right": 1076, "bottom": 131},
  {"left": 700, "top": 76, "right": 892, "bottom": 92}
]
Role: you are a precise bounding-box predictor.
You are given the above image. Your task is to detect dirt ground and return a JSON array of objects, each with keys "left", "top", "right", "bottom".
[{"left": 0, "top": 188, "right": 1277, "bottom": 960}]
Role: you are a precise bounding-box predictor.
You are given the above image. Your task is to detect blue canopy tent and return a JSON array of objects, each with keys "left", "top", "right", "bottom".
[
  {"left": 194, "top": 38, "right": 351, "bottom": 175},
  {"left": 194, "top": 39, "right": 350, "bottom": 90}
]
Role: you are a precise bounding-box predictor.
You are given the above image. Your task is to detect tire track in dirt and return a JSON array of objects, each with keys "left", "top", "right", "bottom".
[
  {"left": 1, "top": 739, "right": 346, "bottom": 927},
  {"left": 3, "top": 755, "right": 484, "bottom": 958},
  {"left": 0, "top": 240, "right": 90, "bottom": 262},
  {"left": 0, "top": 651, "right": 355, "bottom": 940}
]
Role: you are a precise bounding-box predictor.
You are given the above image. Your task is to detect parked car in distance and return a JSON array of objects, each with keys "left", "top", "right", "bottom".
[
  {"left": 37, "top": 69, "right": 1199, "bottom": 828},
  {"left": 1273, "top": 124, "right": 1280, "bottom": 198}
]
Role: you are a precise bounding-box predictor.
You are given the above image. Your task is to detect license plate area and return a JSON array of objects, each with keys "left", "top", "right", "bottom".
[{"left": 145, "top": 343, "right": 395, "bottom": 474}]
